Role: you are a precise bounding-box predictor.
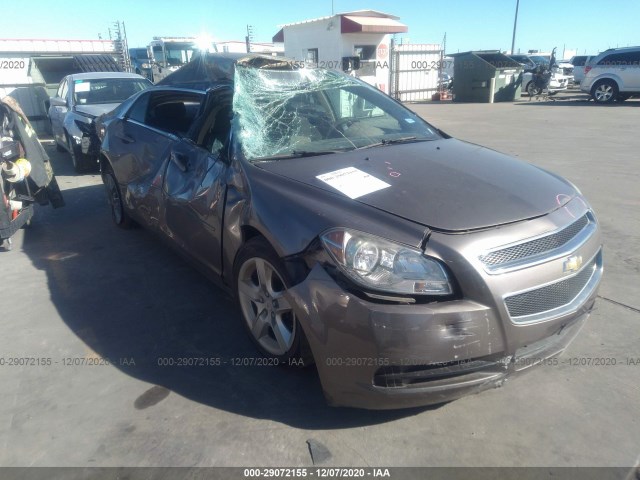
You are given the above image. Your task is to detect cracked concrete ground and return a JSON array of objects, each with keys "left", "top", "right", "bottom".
[{"left": 0, "top": 91, "right": 638, "bottom": 468}]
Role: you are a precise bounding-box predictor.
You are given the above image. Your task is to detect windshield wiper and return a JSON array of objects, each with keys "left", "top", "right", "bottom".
[
  {"left": 253, "top": 149, "right": 347, "bottom": 161},
  {"left": 356, "top": 136, "right": 433, "bottom": 150}
]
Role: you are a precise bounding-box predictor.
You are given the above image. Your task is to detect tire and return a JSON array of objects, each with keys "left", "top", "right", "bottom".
[
  {"left": 102, "top": 166, "right": 134, "bottom": 229},
  {"left": 526, "top": 82, "right": 540, "bottom": 97},
  {"left": 234, "top": 237, "right": 313, "bottom": 365},
  {"left": 591, "top": 80, "right": 618, "bottom": 104},
  {"left": 66, "top": 134, "right": 86, "bottom": 173}
]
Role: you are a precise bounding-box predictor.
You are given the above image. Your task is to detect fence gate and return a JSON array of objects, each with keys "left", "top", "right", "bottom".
[{"left": 389, "top": 42, "right": 443, "bottom": 102}]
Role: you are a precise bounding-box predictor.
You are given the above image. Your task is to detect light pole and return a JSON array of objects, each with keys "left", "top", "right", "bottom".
[{"left": 511, "top": 0, "right": 520, "bottom": 54}]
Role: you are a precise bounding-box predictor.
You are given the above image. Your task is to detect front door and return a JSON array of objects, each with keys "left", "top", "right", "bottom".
[{"left": 161, "top": 89, "right": 233, "bottom": 276}]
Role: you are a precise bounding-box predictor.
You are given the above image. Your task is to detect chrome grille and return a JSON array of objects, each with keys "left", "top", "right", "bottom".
[
  {"left": 505, "top": 255, "right": 598, "bottom": 319},
  {"left": 480, "top": 214, "right": 590, "bottom": 267}
]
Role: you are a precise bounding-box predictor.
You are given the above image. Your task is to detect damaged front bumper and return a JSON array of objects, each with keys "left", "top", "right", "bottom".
[{"left": 286, "top": 263, "right": 598, "bottom": 410}]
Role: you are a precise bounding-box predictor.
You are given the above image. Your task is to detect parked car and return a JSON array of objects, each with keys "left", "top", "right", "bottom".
[
  {"left": 580, "top": 46, "right": 640, "bottom": 103},
  {"left": 556, "top": 59, "right": 575, "bottom": 80},
  {"left": 508, "top": 54, "right": 569, "bottom": 94},
  {"left": 97, "top": 53, "right": 602, "bottom": 409},
  {"left": 129, "top": 48, "right": 153, "bottom": 80},
  {"left": 569, "top": 55, "right": 593, "bottom": 85},
  {"left": 48, "top": 72, "right": 152, "bottom": 172}
]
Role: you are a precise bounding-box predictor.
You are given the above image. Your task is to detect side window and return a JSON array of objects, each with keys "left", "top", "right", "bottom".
[
  {"left": 56, "top": 79, "right": 65, "bottom": 98},
  {"left": 629, "top": 51, "right": 640, "bottom": 66},
  {"left": 59, "top": 80, "right": 68, "bottom": 101},
  {"left": 127, "top": 93, "right": 150, "bottom": 123},
  {"left": 152, "top": 45, "right": 165, "bottom": 66},
  {"left": 130, "top": 91, "right": 204, "bottom": 136},
  {"left": 195, "top": 91, "right": 233, "bottom": 155},
  {"left": 598, "top": 52, "right": 633, "bottom": 66}
]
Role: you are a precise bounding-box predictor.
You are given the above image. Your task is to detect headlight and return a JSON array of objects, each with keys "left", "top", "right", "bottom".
[
  {"left": 141, "top": 63, "right": 151, "bottom": 69},
  {"left": 321, "top": 229, "right": 452, "bottom": 296}
]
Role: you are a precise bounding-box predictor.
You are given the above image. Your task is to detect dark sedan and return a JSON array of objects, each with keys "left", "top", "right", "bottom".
[
  {"left": 97, "top": 53, "right": 602, "bottom": 409},
  {"left": 49, "top": 72, "right": 152, "bottom": 172}
]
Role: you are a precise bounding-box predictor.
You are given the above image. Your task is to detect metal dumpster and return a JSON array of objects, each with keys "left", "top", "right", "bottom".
[{"left": 450, "top": 51, "right": 523, "bottom": 102}]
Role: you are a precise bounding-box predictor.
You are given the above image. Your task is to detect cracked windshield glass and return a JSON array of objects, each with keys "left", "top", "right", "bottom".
[{"left": 233, "top": 65, "right": 441, "bottom": 160}]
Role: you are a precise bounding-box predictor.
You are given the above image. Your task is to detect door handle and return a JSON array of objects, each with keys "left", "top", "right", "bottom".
[
  {"left": 170, "top": 151, "right": 189, "bottom": 172},
  {"left": 116, "top": 133, "right": 135, "bottom": 144}
]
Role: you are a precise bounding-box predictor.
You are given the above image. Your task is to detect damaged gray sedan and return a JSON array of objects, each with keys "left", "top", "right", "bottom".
[{"left": 97, "top": 53, "right": 602, "bottom": 409}]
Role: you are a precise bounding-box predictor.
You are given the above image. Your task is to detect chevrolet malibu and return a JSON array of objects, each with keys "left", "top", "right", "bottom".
[{"left": 97, "top": 53, "right": 602, "bottom": 409}]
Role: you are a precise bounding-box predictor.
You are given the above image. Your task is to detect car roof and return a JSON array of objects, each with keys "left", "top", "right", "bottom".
[
  {"left": 601, "top": 46, "right": 640, "bottom": 53},
  {"left": 592, "top": 46, "right": 640, "bottom": 61},
  {"left": 67, "top": 72, "right": 148, "bottom": 81}
]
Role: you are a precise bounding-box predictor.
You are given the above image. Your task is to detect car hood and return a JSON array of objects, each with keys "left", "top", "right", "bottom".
[
  {"left": 74, "top": 104, "right": 119, "bottom": 118},
  {"left": 256, "top": 138, "right": 576, "bottom": 231}
]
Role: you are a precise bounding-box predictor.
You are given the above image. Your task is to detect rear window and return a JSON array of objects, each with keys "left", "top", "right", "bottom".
[
  {"left": 128, "top": 90, "right": 204, "bottom": 136},
  {"left": 572, "top": 56, "right": 588, "bottom": 66}
]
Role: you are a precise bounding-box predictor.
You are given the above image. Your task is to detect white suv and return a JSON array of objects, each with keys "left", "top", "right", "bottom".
[{"left": 580, "top": 46, "right": 640, "bottom": 103}]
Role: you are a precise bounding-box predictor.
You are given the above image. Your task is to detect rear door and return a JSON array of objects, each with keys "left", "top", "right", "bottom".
[
  {"left": 106, "top": 89, "right": 204, "bottom": 228},
  {"left": 162, "top": 88, "right": 233, "bottom": 276},
  {"left": 598, "top": 51, "right": 640, "bottom": 90}
]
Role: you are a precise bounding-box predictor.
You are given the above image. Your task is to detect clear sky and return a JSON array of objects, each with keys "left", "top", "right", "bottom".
[{"left": 3, "top": 0, "right": 638, "bottom": 57}]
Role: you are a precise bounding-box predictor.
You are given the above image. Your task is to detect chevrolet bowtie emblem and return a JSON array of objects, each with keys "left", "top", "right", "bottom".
[{"left": 563, "top": 255, "right": 583, "bottom": 273}]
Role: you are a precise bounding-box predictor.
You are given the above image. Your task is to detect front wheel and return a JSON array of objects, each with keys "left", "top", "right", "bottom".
[
  {"left": 234, "top": 238, "right": 313, "bottom": 365},
  {"left": 67, "top": 135, "right": 87, "bottom": 173},
  {"left": 591, "top": 80, "right": 618, "bottom": 104}
]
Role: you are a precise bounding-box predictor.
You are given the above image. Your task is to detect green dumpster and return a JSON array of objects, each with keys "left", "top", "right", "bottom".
[{"left": 450, "top": 51, "right": 523, "bottom": 102}]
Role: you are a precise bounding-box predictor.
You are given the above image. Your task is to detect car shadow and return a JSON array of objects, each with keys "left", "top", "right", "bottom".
[{"left": 20, "top": 148, "right": 435, "bottom": 429}]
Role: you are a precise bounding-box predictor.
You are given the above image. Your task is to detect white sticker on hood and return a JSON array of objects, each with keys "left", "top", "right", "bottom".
[{"left": 316, "top": 167, "right": 391, "bottom": 199}]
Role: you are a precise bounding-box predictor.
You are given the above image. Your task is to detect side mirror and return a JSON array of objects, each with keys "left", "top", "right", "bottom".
[{"left": 49, "top": 97, "right": 67, "bottom": 108}]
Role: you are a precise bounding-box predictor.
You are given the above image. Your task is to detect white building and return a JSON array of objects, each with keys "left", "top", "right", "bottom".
[{"left": 272, "top": 10, "right": 408, "bottom": 94}]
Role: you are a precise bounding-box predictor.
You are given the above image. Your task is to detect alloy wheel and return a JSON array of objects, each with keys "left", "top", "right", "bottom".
[
  {"left": 593, "top": 83, "right": 615, "bottom": 103},
  {"left": 237, "top": 257, "right": 296, "bottom": 356}
]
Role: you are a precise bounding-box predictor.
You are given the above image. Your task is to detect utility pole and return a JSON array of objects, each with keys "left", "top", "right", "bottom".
[
  {"left": 510, "top": 0, "right": 520, "bottom": 55},
  {"left": 245, "top": 25, "right": 254, "bottom": 53}
]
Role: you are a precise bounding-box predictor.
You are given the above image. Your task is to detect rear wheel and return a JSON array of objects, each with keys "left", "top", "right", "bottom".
[
  {"left": 591, "top": 80, "right": 618, "bottom": 104},
  {"left": 526, "top": 82, "right": 541, "bottom": 97},
  {"left": 234, "top": 238, "right": 313, "bottom": 365},
  {"left": 102, "top": 167, "right": 134, "bottom": 229}
]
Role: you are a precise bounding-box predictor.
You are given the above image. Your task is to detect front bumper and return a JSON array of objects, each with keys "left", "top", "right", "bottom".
[{"left": 286, "top": 200, "right": 602, "bottom": 409}]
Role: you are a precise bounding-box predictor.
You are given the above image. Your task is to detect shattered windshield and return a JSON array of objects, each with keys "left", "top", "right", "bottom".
[{"left": 233, "top": 65, "right": 440, "bottom": 161}]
